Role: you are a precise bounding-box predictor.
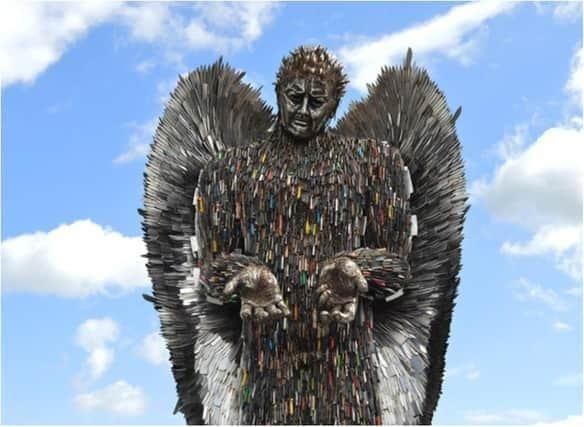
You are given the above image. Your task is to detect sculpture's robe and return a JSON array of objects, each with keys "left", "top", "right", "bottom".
[{"left": 195, "top": 134, "right": 413, "bottom": 424}]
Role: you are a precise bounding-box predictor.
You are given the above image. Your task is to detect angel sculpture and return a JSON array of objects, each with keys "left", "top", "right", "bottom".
[{"left": 141, "top": 45, "right": 467, "bottom": 425}]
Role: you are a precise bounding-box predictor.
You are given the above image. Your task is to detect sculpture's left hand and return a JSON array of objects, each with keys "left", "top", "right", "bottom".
[{"left": 316, "top": 257, "right": 368, "bottom": 324}]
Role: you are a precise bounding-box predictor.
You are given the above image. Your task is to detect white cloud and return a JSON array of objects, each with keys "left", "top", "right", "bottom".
[
  {"left": 553, "top": 372, "right": 582, "bottom": 387},
  {"left": 564, "top": 286, "right": 582, "bottom": 297},
  {"left": 0, "top": 1, "right": 122, "bottom": 87},
  {"left": 472, "top": 45, "right": 584, "bottom": 280},
  {"left": 466, "top": 369, "right": 481, "bottom": 381},
  {"left": 552, "top": 320, "right": 572, "bottom": 332},
  {"left": 495, "top": 122, "right": 530, "bottom": 161},
  {"left": 536, "top": 415, "right": 584, "bottom": 426},
  {"left": 501, "top": 224, "right": 582, "bottom": 280},
  {"left": 338, "top": 1, "right": 517, "bottom": 91},
  {"left": 134, "top": 59, "right": 156, "bottom": 74},
  {"left": 553, "top": 2, "right": 583, "bottom": 23},
  {"left": 184, "top": 2, "right": 279, "bottom": 52},
  {"left": 502, "top": 225, "right": 582, "bottom": 257},
  {"left": 1, "top": 2, "right": 278, "bottom": 88},
  {"left": 114, "top": 118, "right": 158, "bottom": 164},
  {"left": 74, "top": 380, "right": 146, "bottom": 416},
  {"left": 513, "top": 278, "right": 569, "bottom": 312},
  {"left": 117, "top": 2, "right": 174, "bottom": 43},
  {"left": 465, "top": 409, "right": 547, "bottom": 424},
  {"left": 76, "top": 318, "right": 120, "bottom": 381},
  {"left": 445, "top": 363, "right": 481, "bottom": 381},
  {"left": 1, "top": 219, "right": 148, "bottom": 298},
  {"left": 476, "top": 126, "right": 583, "bottom": 228},
  {"left": 156, "top": 75, "right": 182, "bottom": 104},
  {"left": 566, "top": 47, "right": 583, "bottom": 105},
  {"left": 120, "top": 2, "right": 280, "bottom": 55},
  {"left": 138, "top": 332, "right": 169, "bottom": 366}
]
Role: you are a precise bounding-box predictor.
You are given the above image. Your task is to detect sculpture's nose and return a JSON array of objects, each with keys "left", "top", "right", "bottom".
[{"left": 299, "top": 96, "right": 309, "bottom": 115}]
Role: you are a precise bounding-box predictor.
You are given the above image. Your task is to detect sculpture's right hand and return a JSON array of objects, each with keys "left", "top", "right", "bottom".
[{"left": 223, "top": 266, "right": 290, "bottom": 321}]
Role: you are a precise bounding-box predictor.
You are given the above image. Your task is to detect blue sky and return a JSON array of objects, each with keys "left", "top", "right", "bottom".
[{"left": 1, "top": 1, "right": 582, "bottom": 425}]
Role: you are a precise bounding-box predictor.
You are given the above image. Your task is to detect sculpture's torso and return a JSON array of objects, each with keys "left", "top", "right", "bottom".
[{"left": 198, "top": 134, "right": 410, "bottom": 424}]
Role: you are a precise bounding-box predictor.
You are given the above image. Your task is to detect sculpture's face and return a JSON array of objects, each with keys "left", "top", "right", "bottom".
[{"left": 277, "top": 77, "right": 337, "bottom": 140}]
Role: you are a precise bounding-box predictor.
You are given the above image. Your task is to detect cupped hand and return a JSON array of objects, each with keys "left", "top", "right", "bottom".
[
  {"left": 224, "top": 265, "right": 290, "bottom": 321},
  {"left": 316, "top": 257, "right": 368, "bottom": 324}
]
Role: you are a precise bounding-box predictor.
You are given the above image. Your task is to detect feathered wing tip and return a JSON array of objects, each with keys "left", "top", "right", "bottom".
[
  {"left": 335, "top": 50, "right": 469, "bottom": 423},
  {"left": 404, "top": 47, "right": 413, "bottom": 69},
  {"left": 140, "top": 59, "right": 273, "bottom": 423}
]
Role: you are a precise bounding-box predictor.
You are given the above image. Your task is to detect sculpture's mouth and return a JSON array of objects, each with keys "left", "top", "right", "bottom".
[{"left": 293, "top": 118, "right": 310, "bottom": 129}]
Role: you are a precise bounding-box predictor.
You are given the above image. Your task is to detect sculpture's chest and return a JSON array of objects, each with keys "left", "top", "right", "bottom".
[{"left": 230, "top": 144, "right": 368, "bottom": 257}]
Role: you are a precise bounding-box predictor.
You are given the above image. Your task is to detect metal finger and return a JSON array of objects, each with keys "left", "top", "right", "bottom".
[
  {"left": 356, "top": 276, "right": 368, "bottom": 293},
  {"left": 224, "top": 277, "right": 240, "bottom": 296},
  {"left": 331, "top": 306, "right": 343, "bottom": 322},
  {"left": 277, "top": 300, "right": 291, "bottom": 316},
  {"left": 320, "top": 263, "right": 335, "bottom": 277},
  {"left": 254, "top": 307, "right": 269, "bottom": 321},
  {"left": 265, "top": 304, "right": 283, "bottom": 319},
  {"left": 319, "top": 310, "right": 331, "bottom": 323},
  {"left": 316, "top": 284, "right": 328, "bottom": 295},
  {"left": 240, "top": 303, "right": 252, "bottom": 320},
  {"left": 342, "top": 260, "right": 360, "bottom": 277},
  {"left": 318, "top": 289, "right": 331, "bottom": 307},
  {"left": 343, "top": 301, "right": 357, "bottom": 319},
  {"left": 334, "top": 310, "right": 353, "bottom": 324}
]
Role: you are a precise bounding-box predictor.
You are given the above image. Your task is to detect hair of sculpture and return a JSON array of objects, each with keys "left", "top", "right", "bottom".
[{"left": 275, "top": 45, "right": 349, "bottom": 101}]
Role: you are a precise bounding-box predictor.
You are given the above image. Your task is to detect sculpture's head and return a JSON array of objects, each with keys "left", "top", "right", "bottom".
[{"left": 275, "top": 45, "right": 348, "bottom": 141}]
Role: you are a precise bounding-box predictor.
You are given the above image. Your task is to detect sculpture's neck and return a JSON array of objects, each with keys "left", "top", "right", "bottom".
[{"left": 271, "top": 126, "right": 335, "bottom": 154}]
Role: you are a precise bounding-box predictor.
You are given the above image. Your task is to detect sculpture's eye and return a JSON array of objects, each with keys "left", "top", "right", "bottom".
[
  {"left": 309, "top": 97, "right": 325, "bottom": 109},
  {"left": 287, "top": 93, "right": 303, "bottom": 105}
]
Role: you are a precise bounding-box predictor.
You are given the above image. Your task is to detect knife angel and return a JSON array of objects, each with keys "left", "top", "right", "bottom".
[{"left": 141, "top": 46, "right": 467, "bottom": 425}]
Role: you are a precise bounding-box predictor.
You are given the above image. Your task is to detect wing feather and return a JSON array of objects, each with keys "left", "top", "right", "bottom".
[
  {"left": 141, "top": 58, "right": 273, "bottom": 423},
  {"left": 335, "top": 49, "right": 468, "bottom": 423}
]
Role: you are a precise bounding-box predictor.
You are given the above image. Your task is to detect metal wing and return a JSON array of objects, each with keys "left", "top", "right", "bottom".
[
  {"left": 140, "top": 59, "right": 273, "bottom": 423},
  {"left": 334, "top": 49, "right": 468, "bottom": 423}
]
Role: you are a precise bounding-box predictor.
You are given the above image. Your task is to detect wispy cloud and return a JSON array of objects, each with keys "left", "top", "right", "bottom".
[
  {"left": 0, "top": 2, "right": 122, "bottom": 87},
  {"left": 134, "top": 59, "right": 156, "bottom": 74},
  {"left": 137, "top": 332, "right": 169, "bottom": 366},
  {"left": 552, "top": 2, "right": 583, "bottom": 23},
  {"left": 464, "top": 409, "right": 547, "bottom": 424},
  {"left": 535, "top": 415, "right": 584, "bottom": 426},
  {"left": 183, "top": 3, "right": 279, "bottom": 53},
  {"left": 472, "top": 126, "right": 583, "bottom": 229},
  {"left": 501, "top": 225, "right": 582, "bottom": 280},
  {"left": 564, "top": 286, "right": 582, "bottom": 297},
  {"left": 513, "top": 278, "right": 569, "bottom": 312},
  {"left": 74, "top": 380, "right": 146, "bottom": 416},
  {"left": 46, "top": 99, "right": 72, "bottom": 114},
  {"left": 337, "top": 1, "right": 517, "bottom": 91},
  {"left": 117, "top": 2, "right": 174, "bottom": 44},
  {"left": 566, "top": 47, "right": 583, "bottom": 105},
  {"left": 76, "top": 318, "right": 120, "bottom": 382},
  {"left": 114, "top": 119, "right": 158, "bottom": 165},
  {"left": 1, "top": 219, "right": 148, "bottom": 298},
  {"left": 553, "top": 372, "right": 582, "bottom": 387},
  {"left": 471, "top": 47, "right": 584, "bottom": 280},
  {"left": 1, "top": 2, "right": 279, "bottom": 88},
  {"left": 445, "top": 363, "right": 481, "bottom": 381},
  {"left": 552, "top": 320, "right": 572, "bottom": 332}
]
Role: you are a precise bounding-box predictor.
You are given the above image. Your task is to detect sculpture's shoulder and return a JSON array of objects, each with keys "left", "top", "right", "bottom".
[
  {"left": 338, "top": 136, "right": 411, "bottom": 199},
  {"left": 330, "top": 135, "right": 405, "bottom": 168},
  {"left": 198, "top": 140, "right": 267, "bottom": 184}
]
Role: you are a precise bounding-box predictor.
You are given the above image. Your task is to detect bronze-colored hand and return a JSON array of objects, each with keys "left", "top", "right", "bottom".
[
  {"left": 224, "top": 265, "right": 290, "bottom": 321},
  {"left": 316, "top": 257, "right": 368, "bottom": 324}
]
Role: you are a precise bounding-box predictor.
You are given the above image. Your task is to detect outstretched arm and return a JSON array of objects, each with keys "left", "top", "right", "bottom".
[
  {"left": 194, "top": 164, "right": 290, "bottom": 320},
  {"left": 316, "top": 140, "right": 414, "bottom": 323}
]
